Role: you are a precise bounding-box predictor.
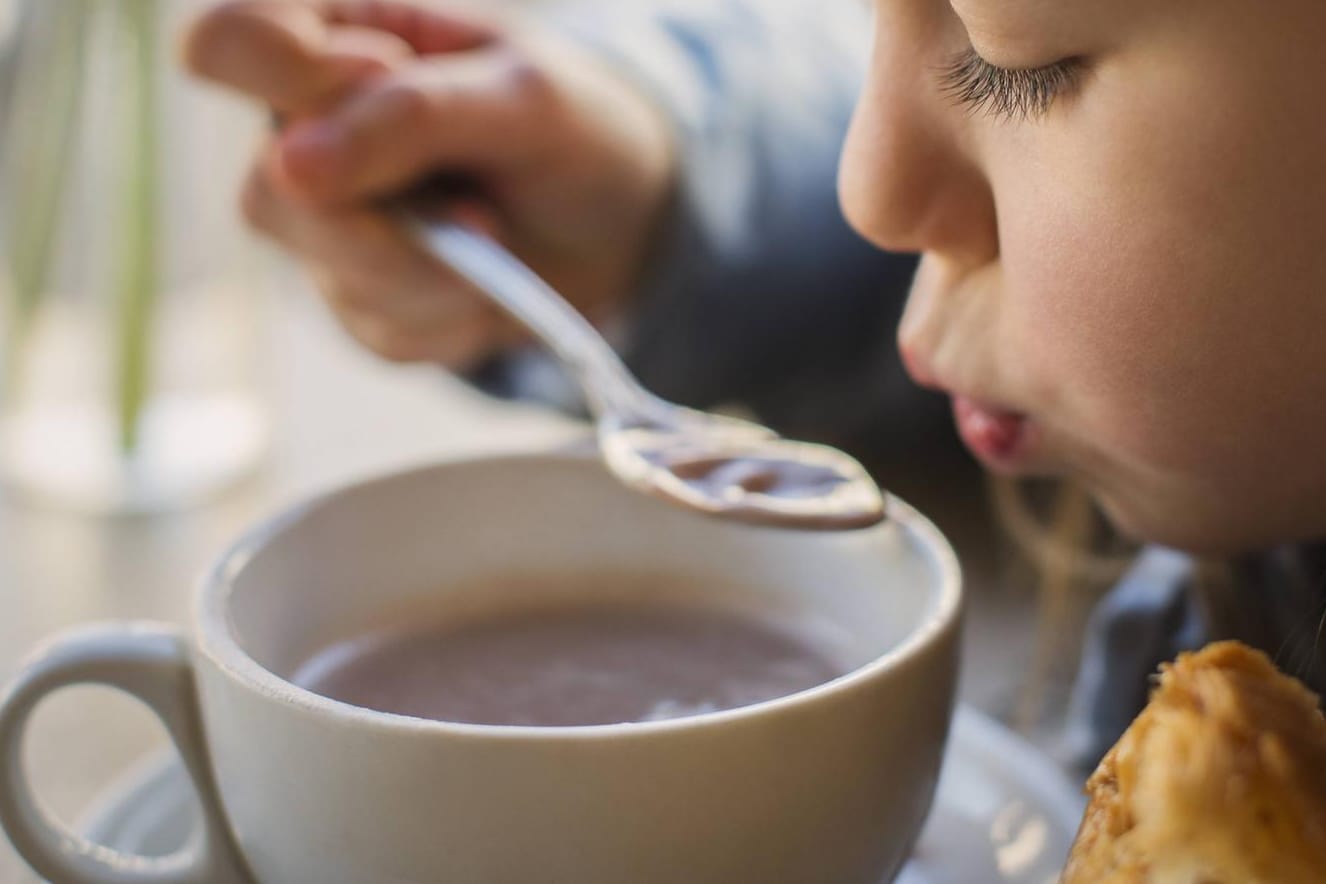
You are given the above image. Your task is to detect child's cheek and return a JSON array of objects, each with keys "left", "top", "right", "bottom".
[{"left": 1005, "top": 192, "right": 1230, "bottom": 474}]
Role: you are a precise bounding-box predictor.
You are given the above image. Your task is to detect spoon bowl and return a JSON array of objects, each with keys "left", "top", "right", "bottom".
[{"left": 601, "top": 421, "right": 886, "bottom": 530}]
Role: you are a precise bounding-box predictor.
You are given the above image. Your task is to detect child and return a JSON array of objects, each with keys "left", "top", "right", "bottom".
[{"left": 186, "top": 0, "right": 1326, "bottom": 765}]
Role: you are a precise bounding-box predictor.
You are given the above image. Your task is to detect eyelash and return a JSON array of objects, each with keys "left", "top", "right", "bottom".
[{"left": 939, "top": 49, "right": 1085, "bottom": 120}]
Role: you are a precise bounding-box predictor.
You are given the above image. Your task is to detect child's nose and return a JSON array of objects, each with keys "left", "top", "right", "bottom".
[{"left": 838, "top": 27, "right": 998, "bottom": 266}]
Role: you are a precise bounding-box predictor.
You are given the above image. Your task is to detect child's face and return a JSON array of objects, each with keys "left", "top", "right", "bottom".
[{"left": 841, "top": 0, "right": 1326, "bottom": 553}]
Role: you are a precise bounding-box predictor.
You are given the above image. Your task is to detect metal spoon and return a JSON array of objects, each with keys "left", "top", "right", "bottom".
[{"left": 401, "top": 217, "right": 885, "bottom": 530}]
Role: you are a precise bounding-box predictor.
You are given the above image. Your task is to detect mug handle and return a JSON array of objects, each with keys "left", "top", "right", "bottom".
[{"left": 0, "top": 622, "right": 253, "bottom": 884}]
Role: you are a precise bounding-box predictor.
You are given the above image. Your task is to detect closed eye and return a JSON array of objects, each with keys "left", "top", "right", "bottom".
[{"left": 940, "top": 48, "right": 1085, "bottom": 120}]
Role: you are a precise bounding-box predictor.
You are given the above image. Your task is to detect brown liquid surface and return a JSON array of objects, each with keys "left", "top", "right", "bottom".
[
  {"left": 668, "top": 455, "right": 851, "bottom": 500},
  {"left": 293, "top": 605, "right": 843, "bottom": 727}
]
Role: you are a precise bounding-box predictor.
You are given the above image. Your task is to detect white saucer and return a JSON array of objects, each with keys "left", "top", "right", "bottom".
[{"left": 73, "top": 706, "right": 1083, "bottom": 884}]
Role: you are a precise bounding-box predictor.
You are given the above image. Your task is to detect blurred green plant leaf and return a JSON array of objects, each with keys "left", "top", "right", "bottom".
[
  {"left": 112, "top": 0, "right": 161, "bottom": 454},
  {"left": 2, "top": 0, "right": 91, "bottom": 398}
]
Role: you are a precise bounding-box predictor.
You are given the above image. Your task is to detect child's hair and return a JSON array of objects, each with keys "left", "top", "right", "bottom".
[
  {"left": 999, "top": 479, "right": 1326, "bottom": 733},
  {"left": 991, "top": 478, "right": 1131, "bottom": 732},
  {"left": 1194, "top": 554, "right": 1326, "bottom": 691}
]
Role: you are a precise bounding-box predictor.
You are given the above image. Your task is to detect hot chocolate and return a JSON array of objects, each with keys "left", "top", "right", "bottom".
[{"left": 293, "top": 603, "right": 843, "bottom": 727}]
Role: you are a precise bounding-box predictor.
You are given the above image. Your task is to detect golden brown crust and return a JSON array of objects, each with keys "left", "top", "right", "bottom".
[{"left": 1062, "top": 641, "right": 1326, "bottom": 883}]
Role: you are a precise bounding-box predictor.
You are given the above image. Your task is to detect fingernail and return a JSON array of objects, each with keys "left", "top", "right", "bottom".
[{"left": 279, "top": 120, "right": 345, "bottom": 183}]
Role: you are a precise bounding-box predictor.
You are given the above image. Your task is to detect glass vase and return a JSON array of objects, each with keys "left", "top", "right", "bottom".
[{"left": 0, "top": 0, "right": 268, "bottom": 513}]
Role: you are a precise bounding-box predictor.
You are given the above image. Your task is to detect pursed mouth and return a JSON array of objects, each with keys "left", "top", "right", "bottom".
[
  {"left": 899, "top": 343, "right": 1038, "bottom": 470},
  {"left": 951, "top": 395, "right": 1034, "bottom": 470}
]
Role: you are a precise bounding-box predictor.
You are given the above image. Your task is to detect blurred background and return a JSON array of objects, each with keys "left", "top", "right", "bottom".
[{"left": 0, "top": 2, "right": 1105, "bottom": 879}]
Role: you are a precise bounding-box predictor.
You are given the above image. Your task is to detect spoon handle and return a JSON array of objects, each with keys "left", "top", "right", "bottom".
[{"left": 400, "top": 215, "right": 660, "bottom": 422}]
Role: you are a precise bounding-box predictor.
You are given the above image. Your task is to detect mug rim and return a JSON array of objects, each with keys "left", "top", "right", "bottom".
[{"left": 194, "top": 449, "right": 962, "bottom": 741}]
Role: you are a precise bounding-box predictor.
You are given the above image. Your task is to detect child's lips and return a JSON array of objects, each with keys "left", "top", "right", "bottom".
[
  {"left": 952, "top": 395, "right": 1032, "bottom": 469},
  {"left": 900, "top": 345, "right": 1038, "bottom": 468}
]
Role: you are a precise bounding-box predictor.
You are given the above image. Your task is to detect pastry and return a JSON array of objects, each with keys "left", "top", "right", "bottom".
[{"left": 1062, "top": 641, "right": 1326, "bottom": 883}]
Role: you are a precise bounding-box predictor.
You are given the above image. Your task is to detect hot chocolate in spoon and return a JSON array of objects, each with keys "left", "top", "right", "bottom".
[{"left": 401, "top": 218, "right": 885, "bottom": 530}]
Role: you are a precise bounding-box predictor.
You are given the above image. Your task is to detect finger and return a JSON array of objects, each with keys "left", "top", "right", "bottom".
[
  {"left": 273, "top": 47, "right": 549, "bottom": 204},
  {"left": 183, "top": 1, "right": 501, "bottom": 115},
  {"left": 183, "top": 2, "right": 412, "bottom": 114},
  {"left": 323, "top": 269, "right": 490, "bottom": 325},
  {"left": 244, "top": 152, "right": 435, "bottom": 290},
  {"left": 324, "top": 1, "right": 502, "bottom": 54},
  {"left": 320, "top": 208, "right": 505, "bottom": 324},
  {"left": 242, "top": 153, "right": 501, "bottom": 323},
  {"left": 336, "top": 301, "right": 505, "bottom": 367},
  {"left": 323, "top": 270, "right": 505, "bottom": 331}
]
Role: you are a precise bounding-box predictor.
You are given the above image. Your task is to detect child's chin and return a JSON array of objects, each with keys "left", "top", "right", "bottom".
[{"left": 1096, "top": 493, "right": 1282, "bottom": 557}]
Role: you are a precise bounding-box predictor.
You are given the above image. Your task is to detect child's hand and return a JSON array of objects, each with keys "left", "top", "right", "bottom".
[{"left": 185, "top": 1, "right": 676, "bottom": 368}]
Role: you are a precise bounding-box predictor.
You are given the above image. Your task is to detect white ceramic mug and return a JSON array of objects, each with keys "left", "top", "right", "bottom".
[{"left": 0, "top": 451, "right": 962, "bottom": 884}]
